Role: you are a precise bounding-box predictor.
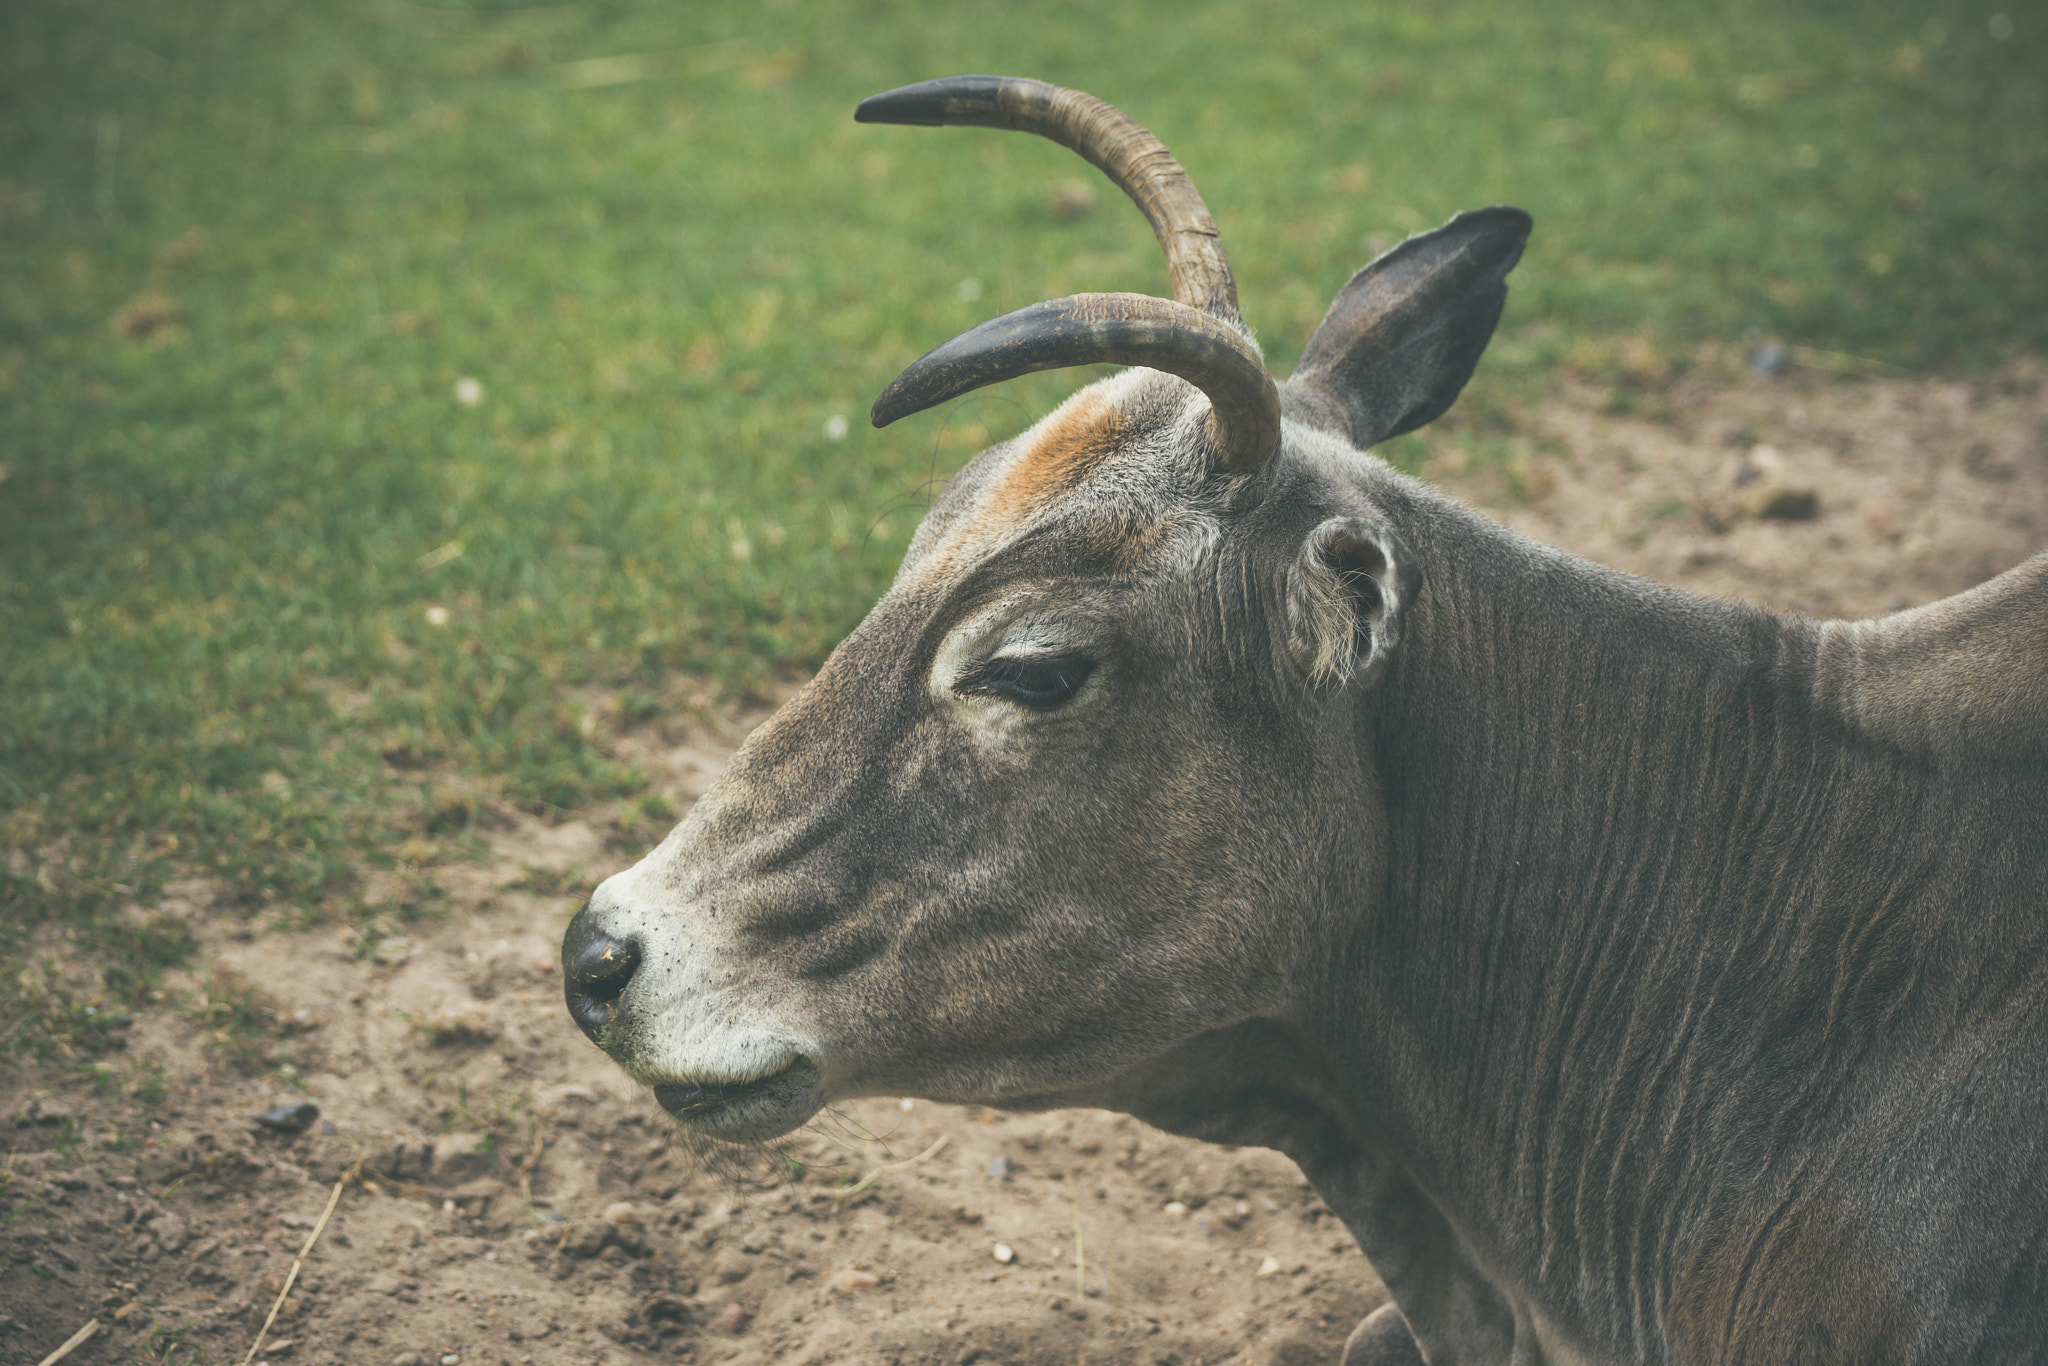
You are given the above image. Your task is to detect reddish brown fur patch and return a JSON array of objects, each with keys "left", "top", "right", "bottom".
[
  {"left": 1671, "top": 1194, "right": 1910, "bottom": 1363},
  {"left": 988, "top": 393, "right": 1126, "bottom": 519}
]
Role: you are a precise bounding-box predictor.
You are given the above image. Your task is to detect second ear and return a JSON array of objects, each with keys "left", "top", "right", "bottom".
[{"left": 1286, "top": 515, "right": 1423, "bottom": 688}]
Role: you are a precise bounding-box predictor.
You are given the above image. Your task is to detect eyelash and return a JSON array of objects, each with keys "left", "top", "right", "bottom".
[{"left": 955, "top": 655, "right": 1097, "bottom": 709}]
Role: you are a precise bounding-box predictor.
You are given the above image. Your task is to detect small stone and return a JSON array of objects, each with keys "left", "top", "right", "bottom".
[
  {"left": 1747, "top": 484, "right": 1819, "bottom": 521},
  {"left": 1256, "top": 1256, "right": 1283, "bottom": 1278},
  {"left": 1163, "top": 1201, "right": 1189, "bottom": 1217},
  {"left": 601, "top": 1201, "right": 641, "bottom": 1225},
  {"left": 1749, "top": 342, "right": 1787, "bottom": 377},
  {"left": 440, "top": 1355, "right": 460, "bottom": 1365},
  {"left": 392, "top": 1355, "right": 423, "bottom": 1366},
  {"left": 252, "top": 1105, "right": 319, "bottom": 1138},
  {"left": 265, "top": 1340, "right": 297, "bottom": 1357},
  {"left": 836, "top": 1269, "right": 881, "bottom": 1290},
  {"left": 111, "top": 1175, "right": 138, "bottom": 1189},
  {"left": 986, "top": 1156, "right": 1017, "bottom": 1181},
  {"left": 712, "top": 1302, "right": 752, "bottom": 1335},
  {"left": 992, "top": 1243, "right": 1015, "bottom": 1265}
]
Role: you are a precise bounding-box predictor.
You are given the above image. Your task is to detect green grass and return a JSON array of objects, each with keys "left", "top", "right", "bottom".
[{"left": 2, "top": 0, "right": 2043, "bottom": 1045}]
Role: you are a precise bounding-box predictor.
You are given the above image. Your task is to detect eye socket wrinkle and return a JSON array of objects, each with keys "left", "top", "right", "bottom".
[{"left": 955, "top": 654, "right": 1098, "bottom": 709}]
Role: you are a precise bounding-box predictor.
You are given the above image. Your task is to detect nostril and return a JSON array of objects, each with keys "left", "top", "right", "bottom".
[
  {"left": 568, "top": 932, "right": 641, "bottom": 993},
  {"left": 561, "top": 903, "right": 642, "bottom": 1045}
]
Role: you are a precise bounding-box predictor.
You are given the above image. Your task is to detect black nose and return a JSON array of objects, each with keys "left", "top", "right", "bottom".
[{"left": 562, "top": 903, "right": 642, "bottom": 1045}]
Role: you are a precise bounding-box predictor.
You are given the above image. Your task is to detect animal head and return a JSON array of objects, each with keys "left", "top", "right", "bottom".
[{"left": 562, "top": 76, "right": 1529, "bottom": 1142}]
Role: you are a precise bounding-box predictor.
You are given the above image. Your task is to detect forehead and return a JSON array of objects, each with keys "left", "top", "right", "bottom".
[{"left": 894, "top": 368, "right": 1207, "bottom": 593}]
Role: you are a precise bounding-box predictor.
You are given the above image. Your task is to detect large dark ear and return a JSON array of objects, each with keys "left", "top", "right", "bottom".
[
  {"left": 1281, "top": 207, "right": 1531, "bottom": 451},
  {"left": 1286, "top": 514, "right": 1422, "bottom": 688}
]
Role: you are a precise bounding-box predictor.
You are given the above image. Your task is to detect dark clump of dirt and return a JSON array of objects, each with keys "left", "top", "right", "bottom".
[{"left": 3, "top": 358, "right": 2042, "bottom": 1366}]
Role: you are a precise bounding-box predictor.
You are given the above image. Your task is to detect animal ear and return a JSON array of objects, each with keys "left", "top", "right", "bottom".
[
  {"left": 1280, "top": 206, "right": 1531, "bottom": 451},
  {"left": 1286, "top": 515, "right": 1422, "bottom": 688}
]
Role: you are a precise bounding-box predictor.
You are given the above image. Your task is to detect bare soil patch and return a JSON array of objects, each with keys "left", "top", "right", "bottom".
[{"left": 4, "top": 359, "right": 2042, "bottom": 1366}]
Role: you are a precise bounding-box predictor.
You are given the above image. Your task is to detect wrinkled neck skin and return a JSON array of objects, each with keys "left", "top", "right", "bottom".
[{"left": 1055, "top": 466, "right": 2047, "bottom": 1365}]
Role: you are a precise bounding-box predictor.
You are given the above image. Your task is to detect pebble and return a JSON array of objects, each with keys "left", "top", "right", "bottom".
[
  {"left": 992, "top": 1243, "right": 1015, "bottom": 1265},
  {"left": 986, "top": 1156, "right": 1018, "bottom": 1182},
  {"left": 1164, "top": 1201, "right": 1189, "bottom": 1217},
  {"left": 601, "top": 1201, "right": 641, "bottom": 1225},
  {"left": 1256, "top": 1257, "right": 1283, "bottom": 1278},
  {"left": 712, "top": 1303, "right": 752, "bottom": 1335},
  {"left": 836, "top": 1269, "right": 881, "bottom": 1290},
  {"left": 1749, "top": 342, "right": 1787, "bottom": 377},
  {"left": 1741, "top": 482, "right": 1820, "bottom": 521},
  {"left": 252, "top": 1102, "right": 320, "bottom": 1135}
]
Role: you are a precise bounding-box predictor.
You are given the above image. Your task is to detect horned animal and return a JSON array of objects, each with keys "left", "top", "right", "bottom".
[{"left": 564, "top": 76, "right": 2048, "bottom": 1363}]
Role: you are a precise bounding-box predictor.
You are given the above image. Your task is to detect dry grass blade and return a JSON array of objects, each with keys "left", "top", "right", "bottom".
[
  {"left": 826, "top": 1134, "right": 949, "bottom": 1200},
  {"left": 241, "top": 1158, "right": 362, "bottom": 1366},
  {"left": 33, "top": 1319, "right": 98, "bottom": 1366}
]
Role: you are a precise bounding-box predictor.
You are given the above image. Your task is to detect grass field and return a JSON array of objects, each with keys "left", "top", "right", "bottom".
[{"left": 3, "top": 0, "right": 2043, "bottom": 1056}]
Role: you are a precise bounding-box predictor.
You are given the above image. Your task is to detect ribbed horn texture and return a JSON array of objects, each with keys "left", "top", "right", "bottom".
[
  {"left": 858, "top": 76, "right": 1280, "bottom": 475},
  {"left": 871, "top": 294, "right": 1281, "bottom": 475},
  {"left": 857, "top": 74, "right": 1239, "bottom": 320}
]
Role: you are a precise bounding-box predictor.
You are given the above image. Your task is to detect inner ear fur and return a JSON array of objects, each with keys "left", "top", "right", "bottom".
[
  {"left": 1280, "top": 206, "right": 1531, "bottom": 452},
  {"left": 1286, "top": 515, "right": 1422, "bottom": 688}
]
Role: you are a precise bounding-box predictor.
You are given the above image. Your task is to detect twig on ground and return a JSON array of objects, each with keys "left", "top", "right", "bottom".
[
  {"left": 519, "top": 1126, "right": 549, "bottom": 1223},
  {"left": 34, "top": 1319, "right": 98, "bottom": 1366},
  {"left": 240, "top": 1158, "right": 361, "bottom": 1366},
  {"left": 826, "top": 1134, "right": 948, "bottom": 1200}
]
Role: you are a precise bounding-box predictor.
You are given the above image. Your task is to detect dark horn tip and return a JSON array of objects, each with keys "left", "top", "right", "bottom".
[
  {"left": 855, "top": 75, "right": 1014, "bottom": 126},
  {"left": 870, "top": 371, "right": 929, "bottom": 428}
]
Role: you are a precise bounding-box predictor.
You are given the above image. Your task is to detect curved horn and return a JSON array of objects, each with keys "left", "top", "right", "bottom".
[
  {"left": 858, "top": 77, "right": 1279, "bottom": 475},
  {"left": 871, "top": 293, "right": 1280, "bottom": 476},
  {"left": 856, "top": 75, "right": 1240, "bottom": 322}
]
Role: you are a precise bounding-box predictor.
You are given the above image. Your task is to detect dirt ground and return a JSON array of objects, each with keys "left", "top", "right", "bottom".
[{"left": 4, "top": 354, "right": 2044, "bottom": 1366}]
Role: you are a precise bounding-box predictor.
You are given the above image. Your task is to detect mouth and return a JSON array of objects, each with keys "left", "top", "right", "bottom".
[{"left": 650, "top": 1057, "right": 824, "bottom": 1141}]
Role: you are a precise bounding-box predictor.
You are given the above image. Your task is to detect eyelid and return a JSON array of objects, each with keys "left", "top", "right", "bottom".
[{"left": 954, "top": 652, "right": 1096, "bottom": 708}]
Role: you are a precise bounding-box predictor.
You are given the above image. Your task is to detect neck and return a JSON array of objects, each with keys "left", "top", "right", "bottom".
[
  {"left": 1305, "top": 474, "right": 2048, "bottom": 1364},
  {"left": 1316, "top": 473, "right": 1899, "bottom": 1360}
]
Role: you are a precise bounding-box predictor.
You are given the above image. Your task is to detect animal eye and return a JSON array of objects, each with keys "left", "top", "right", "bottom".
[{"left": 957, "top": 654, "right": 1096, "bottom": 709}]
